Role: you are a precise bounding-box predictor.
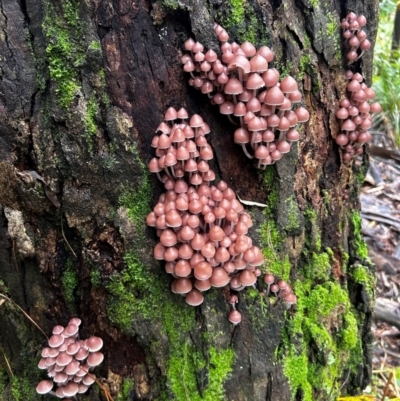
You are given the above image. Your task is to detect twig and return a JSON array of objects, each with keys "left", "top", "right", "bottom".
[
  {"left": 393, "top": 367, "right": 400, "bottom": 397},
  {"left": 0, "top": 293, "right": 48, "bottom": 339},
  {"left": 381, "top": 370, "right": 394, "bottom": 401},
  {"left": 79, "top": 367, "right": 114, "bottom": 401},
  {"left": 0, "top": 344, "right": 13, "bottom": 377},
  {"left": 61, "top": 215, "right": 77, "bottom": 258},
  {"left": 12, "top": 239, "right": 19, "bottom": 274}
]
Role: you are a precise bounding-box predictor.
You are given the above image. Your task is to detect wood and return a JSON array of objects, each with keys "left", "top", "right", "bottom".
[{"left": 0, "top": 0, "right": 379, "bottom": 400}]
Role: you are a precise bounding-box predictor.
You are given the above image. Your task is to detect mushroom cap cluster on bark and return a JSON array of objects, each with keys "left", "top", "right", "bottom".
[
  {"left": 36, "top": 319, "right": 104, "bottom": 399},
  {"left": 181, "top": 23, "right": 310, "bottom": 169}
]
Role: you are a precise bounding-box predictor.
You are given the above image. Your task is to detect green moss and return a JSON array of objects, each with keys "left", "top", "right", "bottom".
[
  {"left": 61, "top": 259, "right": 79, "bottom": 311},
  {"left": 302, "top": 250, "right": 332, "bottom": 281},
  {"left": 351, "top": 212, "right": 368, "bottom": 259},
  {"left": 89, "top": 40, "right": 101, "bottom": 51},
  {"left": 117, "top": 378, "right": 135, "bottom": 401},
  {"left": 299, "top": 53, "right": 311, "bottom": 80},
  {"left": 11, "top": 376, "right": 36, "bottom": 401},
  {"left": 260, "top": 167, "right": 291, "bottom": 279},
  {"left": 168, "top": 346, "right": 234, "bottom": 401},
  {"left": 0, "top": 368, "right": 7, "bottom": 397},
  {"left": 119, "top": 148, "right": 152, "bottom": 238},
  {"left": 351, "top": 264, "right": 375, "bottom": 298},
  {"left": 283, "top": 281, "right": 360, "bottom": 401},
  {"left": 90, "top": 268, "right": 101, "bottom": 287},
  {"left": 226, "top": 0, "right": 245, "bottom": 26},
  {"left": 83, "top": 96, "right": 99, "bottom": 152},
  {"left": 222, "top": 0, "right": 267, "bottom": 45},
  {"left": 284, "top": 196, "right": 300, "bottom": 231},
  {"left": 161, "top": 0, "right": 180, "bottom": 10},
  {"left": 43, "top": 0, "right": 84, "bottom": 108}
]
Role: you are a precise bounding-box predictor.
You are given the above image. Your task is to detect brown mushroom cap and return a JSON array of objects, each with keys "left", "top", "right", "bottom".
[
  {"left": 264, "top": 86, "right": 285, "bottom": 106},
  {"left": 185, "top": 289, "right": 204, "bottom": 306}
]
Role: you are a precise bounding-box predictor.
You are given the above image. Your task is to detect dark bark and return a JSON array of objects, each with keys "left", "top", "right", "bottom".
[{"left": 0, "top": 0, "right": 378, "bottom": 400}]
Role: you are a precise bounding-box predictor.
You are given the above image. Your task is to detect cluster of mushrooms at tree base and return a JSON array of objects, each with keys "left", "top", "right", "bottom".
[
  {"left": 36, "top": 319, "right": 104, "bottom": 399},
  {"left": 147, "top": 107, "right": 297, "bottom": 324},
  {"left": 181, "top": 23, "right": 310, "bottom": 169}
]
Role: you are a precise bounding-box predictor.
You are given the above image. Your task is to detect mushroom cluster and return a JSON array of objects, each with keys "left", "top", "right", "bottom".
[
  {"left": 181, "top": 23, "right": 309, "bottom": 168},
  {"left": 147, "top": 108, "right": 264, "bottom": 311},
  {"left": 263, "top": 274, "right": 296, "bottom": 309},
  {"left": 36, "top": 319, "right": 104, "bottom": 399},
  {"left": 227, "top": 274, "right": 297, "bottom": 324},
  {"left": 336, "top": 13, "right": 382, "bottom": 162},
  {"left": 335, "top": 70, "right": 381, "bottom": 161},
  {"left": 340, "top": 12, "right": 371, "bottom": 63}
]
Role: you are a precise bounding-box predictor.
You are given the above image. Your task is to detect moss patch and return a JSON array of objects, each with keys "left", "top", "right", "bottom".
[
  {"left": 61, "top": 259, "right": 79, "bottom": 312},
  {"left": 42, "top": 0, "right": 84, "bottom": 108},
  {"left": 283, "top": 281, "right": 360, "bottom": 401},
  {"left": 108, "top": 151, "right": 235, "bottom": 400},
  {"left": 260, "top": 167, "right": 291, "bottom": 280},
  {"left": 350, "top": 211, "right": 368, "bottom": 260},
  {"left": 222, "top": 0, "right": 267, "bottom": 45},
  {"left": 117, "top": 378, "right": 135, "bottom": 401}
]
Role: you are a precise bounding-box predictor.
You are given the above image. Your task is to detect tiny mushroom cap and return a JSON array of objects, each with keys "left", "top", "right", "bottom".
[
  {"left": 63, "top": 382, "right": 79, "bottom": 397},
  {"left": 56, "top": 351, "right": 73, "bottom": 366},
  {"left": 63, "top": 324, "right": 79, "bottom": 337},
  {"left": 264, "top": 86, "right": 285, "bottom": 106},
  {"left": 164, "top": 107, "right": 178, "bottom": 121},
  {"left": 87, "top": 351, "right": 104, "bottom": 367},
  {"left": 228, "top": 309, "right": 242, "bottom": 325},
  {"left": 52, "top": 325, "right": 64, "bottom": 335},
  {"left": 250, "top": 54, "right": 269, "bottom": 73},
  {"left": 280, "top": 76, "right": 298, "bottom": 93},
  {"left": 85, "top": 336, "right": 104, "bottom": 352},
  {"left": 257, "top": 46, "right": 274, "bottom": 62},
  {"left": 49, "top": 334, "right": 64, "bottom": 348},
  {"left": 68, "top": 317, "right": 82, "bottom": 326},
  {"left": 185, "top": 289, "right": 204, "bottom": 306},
  {"left": 295, "top": 107, "right": 310, "bottom": 123},
  {"left": 82, "top": 375, "right": 96, "bottom": 386},
  {"left": 36, "top": 380, "right": 54, "bottom": 394},
  {"left": 66, "top": 342, "right": 81, "bottom": 356}
]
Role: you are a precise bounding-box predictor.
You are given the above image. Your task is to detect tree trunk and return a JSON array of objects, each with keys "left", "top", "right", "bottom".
[{"left": 0, "top": 0, "right": 379, "bottom": 400}]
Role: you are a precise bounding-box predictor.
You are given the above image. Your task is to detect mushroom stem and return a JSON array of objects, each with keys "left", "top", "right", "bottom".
[
  {"left": 156, "top": 172, "right": 163, "bottom": 182},
  {"left": 227, "top": 115, "right": 239, "bottom": 125},
  {"left": 241, "top": 144, "right": 253, "bottom": 159}
]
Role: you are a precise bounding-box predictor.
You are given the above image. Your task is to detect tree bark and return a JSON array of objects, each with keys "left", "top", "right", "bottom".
[{"left": 0, "top": 0, "right": 379, "bottom": 400}]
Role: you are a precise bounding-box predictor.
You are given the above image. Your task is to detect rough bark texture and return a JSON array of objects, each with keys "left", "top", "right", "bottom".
[{"left": 0, "top": 0, "right": 378, "bottom": 400}]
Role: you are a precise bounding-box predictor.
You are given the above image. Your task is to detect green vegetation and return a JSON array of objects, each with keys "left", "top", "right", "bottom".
[
  {"left": 373, "top": 0, "right": 400, "bottom": 145},
  {"left": 119, "top": 146, "right": 152, "bottom": 237},
  {"left": 62, "top": 259, "right": 79, "bottom": 311},
  {"left": 42, "top": 0, "right": 84, "bottom": 108},
  {"left": 260, "top": 167, "right": 292, "bottom": 279},
  {"left": 350, "top": 211, "right": 368, "bottom": 259},
  {"left": 117, "top": 378, "right": 135, "bottom": 401},
  {"left": 283, "top": 281, "right": 360, "bottom": 401},
  {"left": 222, "top": 0, "right": 267, "bottom": 45},
  {"left": 84, "top": 96, "right": 99, "bottom": 152},
  {"left": 351, "top": 264, "right": 375, "bottom": 298}
]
